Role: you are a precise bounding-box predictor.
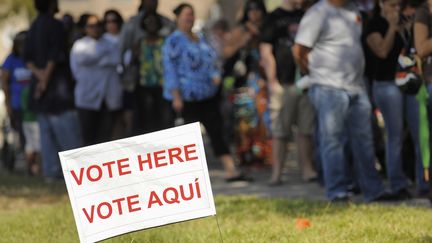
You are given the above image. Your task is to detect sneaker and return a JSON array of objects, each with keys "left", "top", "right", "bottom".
[
  {"left": 347, "top": 185, "right": 361, "bottom": 196},
  {"left": 416, "top": 189, "right": 432, "bottom": 205},
  {"left": 330, "top": 195, "right": 350, "bottom": 203},
  {"left": 267, "top": 180, "right": 283, "bottom": 187},
  {"left": 225, "top": 173, "right": 254, "bottom": 183},
  {"left": 370, "top": 191, "right": 398, "bottom": 202},
  {"left": 393, "top": 188, "right": 412, "bottom": 200}
]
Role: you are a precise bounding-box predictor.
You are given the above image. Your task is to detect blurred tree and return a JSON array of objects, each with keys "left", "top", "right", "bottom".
[{"left": 0, "top": 0, "right": 36, "bottom": 22}]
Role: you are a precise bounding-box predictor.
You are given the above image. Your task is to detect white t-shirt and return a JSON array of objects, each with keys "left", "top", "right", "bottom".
[{"left": 295, "top": 0, "right": 365, "bottom": 92}]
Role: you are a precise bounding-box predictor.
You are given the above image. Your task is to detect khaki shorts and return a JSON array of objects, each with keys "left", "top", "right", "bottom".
[
  {"left": 270, "top": 84, "right": 316, "bottom": 138},
  {"left": 23, "top": 121, "right": 41, "bottom": 153}
]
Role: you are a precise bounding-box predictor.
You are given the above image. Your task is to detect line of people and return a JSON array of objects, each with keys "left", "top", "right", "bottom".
[{"left": 2, "top": 0, "right": 432, "bottom": 202}]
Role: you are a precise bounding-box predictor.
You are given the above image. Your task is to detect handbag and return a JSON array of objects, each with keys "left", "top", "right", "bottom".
[
  {"left": 121, "top": 63, "right": 138, "bottom": 92},
  {"left": 395, "top": 30, "right": 423, "bottom": 95},
  {"left": 120, "top": 49, "right": 139, "bottom": 92},
  {"left": 395, "top": 50, "right": 423, "bottom": 94}
]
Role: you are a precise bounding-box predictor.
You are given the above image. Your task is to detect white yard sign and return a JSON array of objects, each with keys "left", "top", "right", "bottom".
[{"left": 59, "top": 122, "right": 216, "bottom": 243}]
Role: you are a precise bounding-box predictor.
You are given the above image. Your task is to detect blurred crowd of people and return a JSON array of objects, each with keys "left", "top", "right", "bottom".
[{"left": 2, "top": 0, "right": 432, "bottom": 202}]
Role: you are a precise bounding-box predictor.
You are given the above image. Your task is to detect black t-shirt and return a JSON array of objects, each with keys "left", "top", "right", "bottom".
[
  {"left": 260, "top": 8, "right": 304, "bottom": 84},
  {"left": 24, "top": 14, "right": 75, "bottom": 114},
  {"left": 364, "top": 15, "right": 404, "bottom": 81}
]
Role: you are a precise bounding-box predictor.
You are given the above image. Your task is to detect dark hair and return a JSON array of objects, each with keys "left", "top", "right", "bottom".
[
  {"left": 103, "top": 9, "right": 124, "bottom": 29},
  {"left": 34, "top": 0, "right": 57, "bottom": 14},
  {"left": 77, "top": 13, "right": 91, "bottom": 29},
  {"left": 241, "top": 0, "right": 267, "bottom": 23},
  {"left": 62, "top": 13, "right": 74, "bottom": 25},
  {"left": 62, "top": 13, "right": 75, "bottom": 31},
  {"left": 139, "top": 0, "right": 159, "bottom": 12},
  {"left": 140, "top": 11, "right": 162, "bottom": 31},
  {"left": 401, "top": 0, "right": 423, "bottom": 9},
  {"left": 212, "top": 19, "right": 229, "bottom": 32},
  {"left": 173, "top": 3, "right": 194, "bottom": 17},
  {"left": 12, "top": 31, "right": 27, "bottom": 57},
  {"left": 372, "top": 0, "right": 382, "bottom": 17}
]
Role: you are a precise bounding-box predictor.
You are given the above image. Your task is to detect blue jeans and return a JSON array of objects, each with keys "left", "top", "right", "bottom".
[
  {"left": 373, "top": 82, "right": 410, "bottom": 193},
  {"left": 308, "top": 85, "right": 384, "bottom": 202},
  {"left": 38, "top": 110, "right": 83, "bottom": 178}
]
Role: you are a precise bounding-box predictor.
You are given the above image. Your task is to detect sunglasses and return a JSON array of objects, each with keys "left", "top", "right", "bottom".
[
  {"left": 105, "top": 19, "right": 118, "bottom": 24},
  {"left": 86, "top": 23, "right": 102, "bottom": 29}
]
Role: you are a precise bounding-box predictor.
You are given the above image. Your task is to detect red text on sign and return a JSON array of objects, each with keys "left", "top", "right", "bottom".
[
  {"left": 71, "top": 158, "right": 132, "bottom": 186},
  {"left": 82, "top": 194, "right": 141, "bottom": 223},
  {"left": 138, "top": 144, "right": 199, "bottom": 171},
  {"left": 147, "top": 178, "right": 202, "bottom": 208}
]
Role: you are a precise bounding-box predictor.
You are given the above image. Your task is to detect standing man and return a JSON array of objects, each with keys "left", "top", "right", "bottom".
[
  {"left": 293, "top": 0, "right": 391, "bottom": 202},
  {"left": 260, "top": 0, "right": 317, "bottom": 185},
  {"left": 119, "top": 0, "right": 174, "bottom": 55},
  {"left": 25, "top": 0, "right": 82, "bottom": 181},
  {"left": 118, "top": 0, "right": 175, "bottom": 135}
]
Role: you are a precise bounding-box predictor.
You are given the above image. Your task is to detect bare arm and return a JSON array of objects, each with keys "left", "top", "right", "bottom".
[
  {"left": 292, "top": 44, "right": 311, "bottom": 74},
  {"left": 414, "top": 22, "right": 432, "bottom": 58},
  {"left": 259, "top": 43, "right": 278, "bottom": 84},
  {"left": 366, "top": 12, "right": 399, "bottom": 59},
  {"left": 171, "top": 89, "right": 183, "bottom": 113},
  {"left": 26, "top": 61, "right": 55, "bottom": 98},
  {"left": 44, "top": 61, "right": 55, "bottom": 82},
  {"left": 366, "top": 28, "right": 398, "bottom": 59},
  {"left": 223, "top": 27, "right": 251, "bottom": 59},
  {"left": 26, "top": 62, "right": 44, "bottom": 84}
]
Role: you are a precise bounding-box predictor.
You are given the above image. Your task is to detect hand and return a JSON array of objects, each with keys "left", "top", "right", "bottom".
[
  {"left": 268, "top": 80, "right": 283, "bottom": 94},
  {"left": 239, "top": 31, "right": 252, "bottom": 47},
  {"left": 245, "top": 22, "right": 259, "bottom": 36},
  {"left": 213, "top": 76, "right": 222, "bottom": 86},
  {"left": 172, "top": 97, "right": 184, "bottom": 113},
  {"left": 257, "top": 79, "right": 266, "bottom": 89},
  {"left": 386, "top": 11, "right": 399, "bottom": 29},
  {"left": 33, "top": 69, "right": 44, "bottom": 83},
  {"left": 34, "top": 81, "right": 48, "bottom": 99},
  {"left": 34, "top": 71, "right": 49, "bottom": 99}
]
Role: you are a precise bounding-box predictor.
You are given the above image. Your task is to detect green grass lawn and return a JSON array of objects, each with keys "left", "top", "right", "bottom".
[{"left": 1, "top": 173, "right": 432, "bottom": 243}]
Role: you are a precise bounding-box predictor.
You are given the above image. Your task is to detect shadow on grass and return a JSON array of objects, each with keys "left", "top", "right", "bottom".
[
  {"left": 0, "top": 172, "right": 67, "bottom": 197},
  {"left": 215, "top": 196, "right": 352, "bottom": 218},
  {"left": 416, "top": 235, "right": 432, "bottom": 242}
]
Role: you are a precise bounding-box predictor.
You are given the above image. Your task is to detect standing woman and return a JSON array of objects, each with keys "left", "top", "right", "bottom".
[
  {"left": 132, "top": 11, "right": 172, "bottom": 134},
  {"left": 102, "top": 9, "right": 133, "bottom": 139},
  {"left": 223, "top": 0, "right": 270, "bottom": 166},
  {"left": 365, "top": 0, "right": 412, "bottom": 198},
  {"left": 224, "top": 0, "right": 267, "bottom": 78},
  {"left": 70, "top": 15, "right": 123, "bottom": 145},
  {"left": 163, "top": 3, "right": 249, "bottom": 182},
  {"left": 103, "top": 9, "right": 123, "bottom": 42}
]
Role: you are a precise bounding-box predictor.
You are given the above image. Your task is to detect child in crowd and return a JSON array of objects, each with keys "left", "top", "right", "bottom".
[
  {"left": 1, "top": 31, "right": 40, "bottom": 175},
  {"left": 21, "top": 80, "right": 41, "bottom": 176}
]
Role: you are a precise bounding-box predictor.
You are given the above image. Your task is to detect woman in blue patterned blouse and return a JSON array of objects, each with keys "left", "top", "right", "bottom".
[{"left": 163, "top": 3, "right": 250, "bottom": 182}]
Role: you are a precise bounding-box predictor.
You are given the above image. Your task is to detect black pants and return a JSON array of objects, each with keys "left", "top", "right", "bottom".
[
  {"left": 134, "top": 86, "right": 173, "bottom": 135},
  {"left": 11, "top": 109, "right": 25, "bottom": 150},
  {"left": 183, "top": 96, "right": 230, "bottom": 156},
  {"left": 78, "top": 105, "right": 118, "bottom": 146}
]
